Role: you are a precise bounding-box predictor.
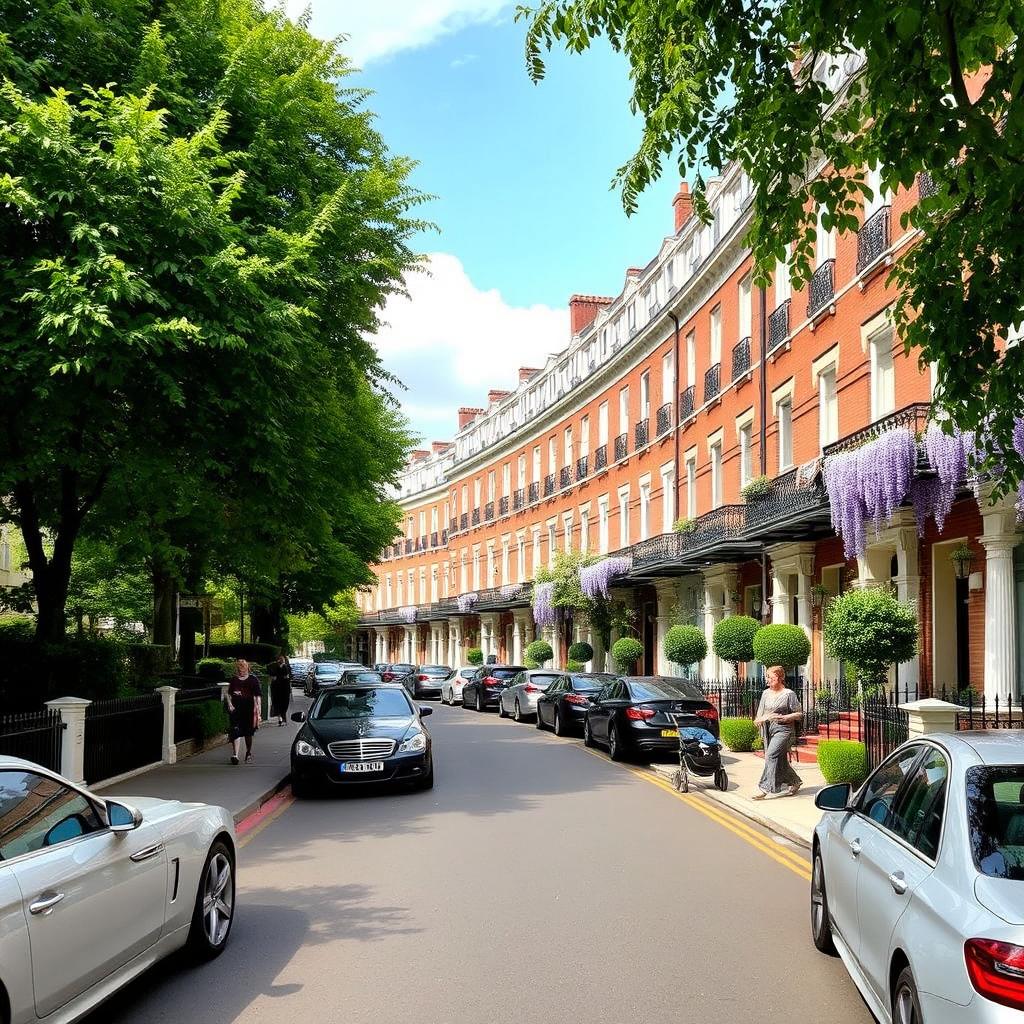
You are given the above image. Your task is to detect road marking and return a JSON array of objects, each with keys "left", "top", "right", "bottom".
[{"left": 237, "top": 787, "right": 295, "bottom": 848}]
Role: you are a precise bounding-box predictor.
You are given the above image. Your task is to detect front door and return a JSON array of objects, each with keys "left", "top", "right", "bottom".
[
  {"left": 955, "top": 576, "right": 970, "bottom": 688},
  {"left": 643, "top": 601, "right": 656, "bottom": 674}
]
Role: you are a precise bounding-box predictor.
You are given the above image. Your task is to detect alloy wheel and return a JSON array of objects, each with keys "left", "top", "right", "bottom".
[
  {"left": 202, "top": 852, "right": 233, "bottom": 947},
  {"left": 811, "top": 859, "right": 825, "bottom": 938},
  {"left": 608, "top": 723, "right": 620, "bottom": 760},
  {"left": 894, "top": 981, "right": 919, "bottom": 1024},
  {"left": 553, "top": 709, "right": 563, "bottom": 736},
  {"left": 514, "top": 700, "right": 521, "bottom": 722}
]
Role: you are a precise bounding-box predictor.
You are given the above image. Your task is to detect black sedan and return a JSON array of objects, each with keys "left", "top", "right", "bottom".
[
  {"left": 584, "top": 676, "right": 719, "bottom": 761},
  {"left": 461, "top": 665, "right": 527, "bottom": 712},
  {"left": 381, "top": 662, "right": 416, "bottom": 684},
  {"left": 535, "top": 673, "right": 615, "bottom": 735},
  {"left": 406, "top": 665, "right": 452, "bottom": 699},
  {"left": 290, "top": 684, "right": 433, "bottom": 795}
]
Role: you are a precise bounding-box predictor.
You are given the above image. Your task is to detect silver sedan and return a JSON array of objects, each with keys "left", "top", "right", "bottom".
[
  {"left": 811, "top": 731, "right": 1024, "bottom": 1023},
  {"left": 442, "top": 666, "right": 478, "bottom": 706},
  {"left": 498, "top": 670, "right": 564, "bottom": 722}
]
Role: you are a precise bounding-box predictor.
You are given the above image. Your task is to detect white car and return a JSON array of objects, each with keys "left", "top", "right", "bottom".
[
  {"left": 811, "top": 732, "right": 1024, "bottom": 1023},
  {"left": 441, "top": 665, "right": 478, "bottom": 706},
  {"left": 0, "top": 757, "right": 236, "bottom": 1023},
  {"left": 497, "top": 669, "right": 563, "bottom": 722}
]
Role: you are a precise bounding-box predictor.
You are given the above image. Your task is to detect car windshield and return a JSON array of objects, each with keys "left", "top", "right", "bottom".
[
  {"left": 420, "top": 666, "right": 450, "bottom": 675},
  {"left": 316, "top": 664, "right": 341, "bottom": 676},
  {"left": 492, "top": 667, "right": 525, "bottom": 680},
  {"left": 627, "top": 678, "right": 705, "bottom": 701},
  {"left": 570, "top": 673, "right": 616, "bottom": 692},
  {"left": 313, "top": 688, "right": 412, "bottom": 720},
  {"left": 966, "top": 766, "right": 1024, "bottom": 880},
  {"left": 344, "top": 671, "right": 383, "bottom": 683}
]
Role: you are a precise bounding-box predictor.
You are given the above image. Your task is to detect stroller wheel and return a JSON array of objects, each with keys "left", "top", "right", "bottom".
[
  {"left": 715, "top": 769, "right": 728, "bottom": 792},
  {"left": 676, "top": 770, "right": 689, "bottom": 793}
]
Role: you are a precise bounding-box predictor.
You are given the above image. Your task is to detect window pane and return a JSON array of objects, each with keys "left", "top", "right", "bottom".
[
  {"left": 890, "top": 748, "right": 948, "bottom": 857},
  {"left": 0, "top": 771, "right": 103, "bottom": 860},
  {"left": 966, "top": 766, "right": 1024, "bottom": 879},
  {"left": 856, "top": 747, "right": 922, "bottom": 829}
]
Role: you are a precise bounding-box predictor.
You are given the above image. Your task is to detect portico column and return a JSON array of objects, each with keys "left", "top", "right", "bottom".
[
  {"left": 981, "top": 491, "right": 1021, "bottom": 697},
  {"left": 655, "top": 580, "right": 679, "bottom": 676},
  {"left": 403, "top": 626, "right": 415, "bottom": 662},
  {"left": 447, "top": 617, "right": 462, "bottom": 665},
  {"left": 893, "top": 525, "right": 921, "bottom": 688},
  {"left": 702, "top": 581, "right": 718, "bottom": 679}
]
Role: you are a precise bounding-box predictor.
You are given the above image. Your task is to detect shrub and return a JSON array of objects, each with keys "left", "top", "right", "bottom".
[
  {"left": 524, "top": 658, "right": 540, "bottom": 669},
  {"left": 663, "top": 624, "right": 707, "bottom": 667},
  {"left": 206, "top": 641, "right": 279, "bottom": 664},
  {"left": 823, "top": 587, "right": 918, "bottom": 683},
  {"left": 752, "top": 623, "right": 810, "bottom": 668},
  {"left": 719, "top": 717, "right": 758, "bottom": 752},
  {"left": 566, "top": 659, "right": 585, "bottom": 672},
  {"left": 672, "top": 517, "right": 697, "bottom": 534},
  {"left": 466, "top": 647, "right": 484, "bottom": 666},
  {"left": 568, "top": 640, "right": 593, "bottom": 663},
  {"left": 611, "top": 636, "right": 643, "bottom": 673},
  {"left": 712, "top": 616, "right": 759, "bottom": 668},
  {"left": 176, "top": 699, "right": 229, "bottom": 746},
  {"left": 126, "top": 644, "right": 174, "bottom": 688},
  {"left": 739, "top": 475, "right": 772, "bottom": 500},
  {"left": 817, "top": 740, "right": 869, "bottom": 786},
  {"left": 525, "top": 639, "right": 553, "bottom": 666}
]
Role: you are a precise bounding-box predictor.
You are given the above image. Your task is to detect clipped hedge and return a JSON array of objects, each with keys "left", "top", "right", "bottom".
[
  {"left": 712, "top": 616, "right": 760, "bottom": 666},
  {"left": 525, "top": 639, "right": 553, "bottom": 666},
  {"left": 568, "top": 640, "right": 593, "bottom": 663},
  {"left": 817, "top": 740, "right": 869, "bottom": 785},
  {"left": 719, "top": 717, "right": 759, "bottom": 752},
  {"left": 207, "top": 641, "right": 279, "bottom": 664},
  {"left": 611, "top": 636, "right": 643, "bottom": 673},
  {"left": 196, "top": 657, "right": 235, "bottom": 682},
  {"left": 664, "top": 624, "right": 707, "bottom": 667},
  {"left": 752, "top": 623, "right": 811, "bottom": 668},
  {"left": 176, "top": 699, "right": 229, "bottom": 746},
  {"left": 566, "top": 659, "right": 586, "bottom": 672},
  {"left": 126, "top": 644, "right": 174, "bottom": 688},
  {"left": 466, "top": 647, "right": 484, "bottom": 666}
]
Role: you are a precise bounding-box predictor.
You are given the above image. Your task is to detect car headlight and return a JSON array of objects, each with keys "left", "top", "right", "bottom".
[
  {"left": 294, "top": 737, "right": 325, "bottom": 757},
  {"left": 399, "top": 730, "right": 427, "bottom": 753}
]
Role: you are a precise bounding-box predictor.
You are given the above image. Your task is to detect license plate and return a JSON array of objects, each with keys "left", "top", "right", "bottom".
[
  {"left": 340, "top": 761, "right": 384, "bottom": 773},
  {"left": 661, "top": 729, "right": 679, "bottom": 738}
]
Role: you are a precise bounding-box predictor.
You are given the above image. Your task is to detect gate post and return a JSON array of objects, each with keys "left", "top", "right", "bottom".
[
  {"left": 156, "top": 686, "right": 179, "bottom": 765},
  {"left": 900, "top": 698, "right": 963, "bottom": 738},
  {"left": 45, "top": 696, "right": 91, "bottom": 785}
]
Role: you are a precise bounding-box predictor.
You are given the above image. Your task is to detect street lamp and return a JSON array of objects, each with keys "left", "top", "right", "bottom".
[{"left": 950, "top": 543, "right": 974, "bottom": 580}]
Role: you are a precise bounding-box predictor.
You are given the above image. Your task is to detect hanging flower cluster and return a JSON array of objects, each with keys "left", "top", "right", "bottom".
[
  {"left": 457, "top": 592, "right": 478, "bottom": 614},
  {"left": 399, "top": 606, "right": 417, "bottom": 624},
  {"left": 499, "top": 583, "right": 524, "bottom": 600},
  {"left": 1014, "top": 418, "right": 1024, "bottom": 505},
  {"left": 911, "top": 423, "right": 976, "bottom": 534},
  {"left": 532, "top": 581, "right": 557, "bottom": 627},
  {"left": 579, "top": 556, "right": 632, "bottom": 600}
]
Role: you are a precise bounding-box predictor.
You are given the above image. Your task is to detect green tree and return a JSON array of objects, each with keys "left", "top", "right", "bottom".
[
  {"left": 712, "top": 616, "right": 761, "bottom": 677},
  {"left": 611, "top": 636, "right": 643, "bottom": 673},
  {"left": 752, "top": 624, "right": 812, "bottom": 669},
  {"left": 520, "top": 1, "right": 1024, "bottom": 481},
  {"left": 823, "top": 587, "right": 918, "bottom": 684},
  {"left": 664, "top": 624, "right": 707, "bottom": 671}
]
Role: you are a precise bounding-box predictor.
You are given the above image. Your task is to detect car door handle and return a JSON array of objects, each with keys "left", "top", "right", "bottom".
[
  {"left": 130, "top": 843, "right": 164, "bottom": 863},
  {"left": 889, "top": 871, "right": 908, "bottom": 895},
  {"left": 29, "top": 891, "right": 65, "bottom": 915},
  {"left": 849, "top": 838, "right": 862, "bottom": 858}
]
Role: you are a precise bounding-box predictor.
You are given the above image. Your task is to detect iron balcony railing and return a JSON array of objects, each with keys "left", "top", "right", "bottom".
[
  {"left": 419, "top": 535, "right": 428, "bottom": 550},
  {"left": 576, "top": 455, "right": 588, "bottom": 482},
  {"left": 498, "top": 495, "right": 509, "bottom": 516},
  {"left": 703, "top": 362, "right": 721, "bottom": 404},
  {"left": 614, "top": 433, "right": 628, "bottom": 461},
  {"left": 768, "top": 299, "right": 790, "bottom": 352},
  {"left": 560, "top": 466, "right": 572, "bottom": 490},
  {"left": 513, "top": 487, "right": 524, "bottom": 511},
  {"left": 656, "top": 403, "right": 673, "bottom": 437},
  {"left": 471, "top": 508, "right": 481, "bottom": 526},
  {"left": 484, "top": 502, "right": 494, "bottom": 522},
  {"left": 594, "top": 444, "right": 608, "bottom": 472},
  {"left": 459, "top": 512, "right": 469, "bottom": 531},
  {"left": 917, "top": 171, "right": 937, "bottom": 199},
  {"left": 731, "top": 336, "right": 751, "bottom": 381},
  {"left": 857, "top": 206, "right": 890, "bottom": 273},
  {"left": 449, "top": 518, "right": 458, "bottom": 536},
  {"left": 634, "top": 419, "right": 649, "bottom": 449},
  {"left": 430, "top": 531, "right": 439, "bottom": 548},
  {"left": 807, "top": 258, "right": 835, "bottom": 318},
  {"left": 688, "top": 504, "right": 746, "bottom": 546},
  {"left": 743, "top": 467, "right": 828, "bottom": 530},
  {"left": 822, "top": 402, "right": 932, "bottom": 458},
  {"left": 404, "top": 539, "right": 413, "bottom": 555},
  {"left": 441, "top": 529, "right": 448, "bottom": 544},
  {"left": 543, "top": 473, "right": 555, "bottom": 497},
  {"left": 679, "top": 385, "right": 695, "bottom": 421},
  {"left": 528, "top": 481, "right": 540, "bottom": 504}
]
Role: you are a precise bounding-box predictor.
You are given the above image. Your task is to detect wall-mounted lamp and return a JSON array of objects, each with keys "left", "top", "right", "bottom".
[{"left": 950, "top": 543, "right": 974, "bottom": 581}]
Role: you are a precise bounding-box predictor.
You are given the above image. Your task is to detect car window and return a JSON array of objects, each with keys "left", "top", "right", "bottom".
[
  {"left": 345, "top": 671, "right": 384, "bottom": 683},
  {"left": 888, "top": 747, "right": 948, "bottom": 858},
  {"left": 312, "top": 688, "right": 413, "bottom": 719},
  {"left": 966, "top": 766, "right": 1024, "bottom": 879},
  {"left": 316, "top": 664, "right": 340, "bottom": 676},
  {"left": 528, "top": 673, "right": 560, "bottom": 686},
  {"left": 627, "top": 678, "right": 705, "bottom": 701},
  {"left": 856, "top": 746, "right": 924, "bottom": 830},
  {"left": 570, "top": 674, "right": 611, "bottom": 693},
  {"left": 0, "top": 770, "right": 104, "bottom": 861}
]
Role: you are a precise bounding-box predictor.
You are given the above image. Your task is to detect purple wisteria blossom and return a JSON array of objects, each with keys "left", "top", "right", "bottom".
[
  {"left": 532, "top": 581, "right": 557, "bottom": 628},
  {"left": 399, "top": 606, "right": 417, "bottom": 624},
  {"left": 909, "top": 423, "right": 976, "bottom": 534},
  {"left": 579, "top": 557, "right": 632, "bottom": 600},
  {"left": 1014, "top": 417, "right": 1024, "bottom": 505},
  {"left": 499, "top": 583, "right": 524, "bottom": 600},
  {"left": 823, "top": 449, "right": 866, "bottom": 559},
  {"left": 457, "top": 592, "right": 478, "bottom": 614}
]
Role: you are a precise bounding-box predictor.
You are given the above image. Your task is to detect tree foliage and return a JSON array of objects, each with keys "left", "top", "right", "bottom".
[
  {"left": 525, "top": 638, "right": 553, "bottom": 665},
  {"left": 712, "top": 616, "right": 760, "bottom": 670},
  {"left": 752, "top": 624, "right": 811, "bottom": 668},
  {"left": 823, "top": 587, "right": 918, "bottom": 682},
  {"left": 611, "top": 636, "right": 643, "bottom": 673},
  {"left": 663, "top": 624, "right": 707, "bottom": 668}
]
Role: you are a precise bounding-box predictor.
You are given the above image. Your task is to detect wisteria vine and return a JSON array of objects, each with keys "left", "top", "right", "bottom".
[
  {"left": 457, "top": 592, "right": 478, "bottom": 614},
  {"left": 399, "top": 605, "right": 417, "bottom": 624},
  {"left": 532, "top": 581, "right": 557, "bottom": 628},
  {"left": 579, "top": 556, "right": 632, "bottom": 600}
]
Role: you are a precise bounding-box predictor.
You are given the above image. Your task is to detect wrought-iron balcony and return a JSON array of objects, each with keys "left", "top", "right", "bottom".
[
  {"left": 703, "top": 362, "right": 721, "bottom": 404},
  {"left": 822, "top": 403, "right": 932, "bottom": 458},
  {"left": 418, "top": 535, "right": 428, "bottom": 550},
  {"left": 917, "top": 171, "right": 937, "bottom": 199},
  {"left": 594, "top": 444, "right": 608, "bottom": 472},
  {"left": 679, "top": 385, "right": 695, "bottom": 421},
  {"left": 513, "top": 487, "right": 524, "bottom": 511},
  {"left": 768, "top": 300, "right": 790, "bottom": 352},
  {"left": 731, "top": 336, "right": 751, "bottom": 381},
  {"left": 576, "top": 455, "right": 588, "bottom": 482},
  {"left": 441, "top": 529, "right": 448, "bottom": 544},
  {"left": 560, "top": 466, "right": 572, "bottom": 490},
  {"left": 543, "top": 473, "right": 555, "bottom": 497},
  {"left": 614, "top": 432, "right": 629, "bottom": 461},
  {"left": 528, "top": 481, "right": 540, "bottom": 504},
  {"left": 807, "top": 259, "right": 835, "bottom": 319},
  {"left": 656, "top": 403, "right": 673, "bottom": 437},
  {"left": 484, "top": 502, "right": 494, "bottom": 522},
  {"left": 459, "top": 512, "right": 469, "bottom": 531},
  {"left": 743, "top": 467, "right": 828, "bottom": 531},
  {"left": 404, "top": 540, "right": 413, "bottom": 554},
  {"left": 688, "top": 504, "right": 746, "bottom": 546},
  {"left": 634, "top": 419, "right": 650, "bottom": 449},
  {"left": 471, "top": 508, "right": 481, "bottom": 527},
  {"left": 430, "top": 531, "right": 439, "bottom": 547},
  {"left": 498, "top": 495, "right": 509, "bottom": 516},
  {"left": 857, "top": 206, "right": 890, "bottom": 273},
  {"left": 449, "top": 517, "right": 458, "bottom": 536}
]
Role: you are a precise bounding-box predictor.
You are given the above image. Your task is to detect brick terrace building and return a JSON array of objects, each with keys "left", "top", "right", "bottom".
[{"left": 353, "top": 147, "right": 1023, "bottom": 698}]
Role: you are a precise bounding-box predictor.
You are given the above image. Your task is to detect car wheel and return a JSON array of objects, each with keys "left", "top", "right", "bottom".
[
  {"left": 186, "top": 840, "right": 235, "bottom": 960},
  {"left": 893, "top": 967, "right": 923, "bottom": 1024},
  {"left": 497, "top": 697, "right": 506, "bottom": 718},
  {"left": 476, "top": 691, "right": 484, "bottom": 713},
  {"left": 535, "top": 706, "right": 545, "bottom": 730},
  {"left": 607, "top": 721, "right": 622, "bottom": 761},
  {"left": 810, "top": 850, "right": 837, "bottom": 955},
  {"left": 291, "top": 775, "right": 314, "bottom": 799},
  {"left": 514, "top": 699, "right": 522, "bottom": 723},
  {"left": 583, "top": 717, "right": 594, "bottom": 747},
  {"left": 416, "top": 763, "right": 435, "bottom": 791},
  {"left": 553, "top": 708, "right": 565, "bottom": 737}
]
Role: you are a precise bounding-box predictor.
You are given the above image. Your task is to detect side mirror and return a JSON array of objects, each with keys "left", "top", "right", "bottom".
[
  {"left": 106, "top": 800, "right": 143, "bottom": 832},
  {"left": 418, "top": 706, "right": 433, "bottom": 718},
  {"left": 814, "top": 783, "right": 852, "bottom": 812},
  {"left": 291, "top": 711, "right": 306, "bottom": 722}
]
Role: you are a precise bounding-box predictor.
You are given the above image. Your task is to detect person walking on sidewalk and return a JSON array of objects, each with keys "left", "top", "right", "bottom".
[
  {"left": 228, "top": 660, "right": 262, "bottom": 765},
  {"left": 269, "top": 653, "right": 291, "bottom": 726},
  {"left": 752, "top": 665, "right": 803, "bottom": 800}
]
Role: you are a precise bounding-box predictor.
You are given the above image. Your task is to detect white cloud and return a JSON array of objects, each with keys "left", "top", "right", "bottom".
[
  {"left": 371, "top": 253, "right": 568, "bottom": 442},
  {"left": 449, "top": 53, "right": 478, "bottom": 69},
  {"left": 282, "top": 1, "right": 510, "bottom": 65}
]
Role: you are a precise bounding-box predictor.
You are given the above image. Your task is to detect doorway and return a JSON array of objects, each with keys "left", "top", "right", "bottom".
[
  {"left": 642, "top": 600, "right": 656, "bottom": 674},
  {"left": 955, "top": 576, "right": 970, "bottom": 688}
]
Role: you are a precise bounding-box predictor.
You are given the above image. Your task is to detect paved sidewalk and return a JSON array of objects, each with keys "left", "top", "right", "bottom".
[
  {"left": 652, "top": 748, "right": 826, "bottom": 848},
  {"left": 100, "top": 691, "right": 309, "bottom": 823}
]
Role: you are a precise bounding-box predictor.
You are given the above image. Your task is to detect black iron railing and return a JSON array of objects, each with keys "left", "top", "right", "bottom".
[
  {"left": 807, "top": 259, "right": 835, "bottom": 318},
  {"left": 560, "top": 466, "right": 572, "bottom": 490},
  {"left": 543, "top": 473, "right": 555, "bottom": 497},
  {"left": 679, "top": 385, "right": 695, "bottom": 421},
  {"left": 822, "top": 403, "right": 931, "bottom": 458},
  {"left": 768, "top": 300, "right": 790, "bottom": 351},
  {"left": 656, "top": 403, "right": 673, "bottom": 436},
  {"left": 743, "top": 467, "right": 828, "bottom": 530},
  {"left": 0, "top": 709, "right": 64, "bottom": 772},
  {"left": 614, "top": 433, "right": 629, "bottom": 461},
  {"left": 84, "top": 694, "right": 163, "bottom": 785},
  {"left": 576, "top": 455, "right": 588, "bottom": 482},
  {"left": 513, "top": 488, "right": 524, "bottom": 511},
  {"left": 635, "top": 419, "right": 649, "bottom": 449},
  {"left": 689, "top": 504, "right": 745, "bottom": 546},
  {"left": 498, "top": 496, "right": 509, "bottom": 516},
  {"left": 441, "top": 529, "right": 448, "bottom": 544},
  {"left": 484, "top": 502, "right": 494, "bottom": 522},
  {"left": 404, "top": 539, "right": 413, "bottom": 555},
  {"left": 594, "top": 445, "right": 608, "bottom": 472},
  {"left": 703, "top": 363, "right": 721, "bottom": 403},
  {"left": 917, "top": 171, "right": 937, "bottom": 199},
  {"left": 418, "top": 535, "right": 428, "bottom": 550},
  {"left": 472, "top": 508, "right": 481, "bottom": 526},
  {"left": 528, "top": 481, "right": 540, "bottom": 504},
  {"left": 450, "top": 517, "right": 458, "bottom": 535},
  {"left": 731, "top": 336, "right": 751, "bottom": 380},
  {"left": 857, "top": 206, "right": 890, "bottom": 273},
  {"left": 429, "top": 531, "right": 438, "bottom": 547},
  {"left": 631, "top": 531, "right": 682, "bottom": 570},
  {"left": 863, "top": 700, "right": 910, "bottom": 770},
  {"left": 460, "top": 512, "right": 469, "bottom": 531}
]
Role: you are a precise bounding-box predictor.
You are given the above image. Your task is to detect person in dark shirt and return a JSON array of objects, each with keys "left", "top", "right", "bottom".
[
  {"left": 269, "top": 653, "right": 292, "bottom": 726},
  {"left": 227, "top": 660, "right": 262, "bottom": 765}
]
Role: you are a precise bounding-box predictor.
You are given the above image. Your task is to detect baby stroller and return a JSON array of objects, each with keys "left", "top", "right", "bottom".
[{"left": 669, "top": 720, "right": 728, "bottom": 793}]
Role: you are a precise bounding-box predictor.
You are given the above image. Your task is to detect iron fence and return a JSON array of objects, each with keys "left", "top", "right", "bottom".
[
  {"left": 943, "top": 689, "right": 1024, "bottom": 730},
  {"left": 84, "top": 694, "right": 163, "bottom": 785},
  {"left": 807, "top": 259, "right": 835, "bottom": 318},
  {"left": 731, "top": 336, "right": 751, "bottom": 381},
  {"left": 863, "top": 701, "right": 910, "bottom": 771},
  {"left": 768, "top": 299, "right": 790, "bottom": 351},
  {"left": 0, "top": 709, "right": 64, "bottom": 772},
  {"left": 703, "top": 362, "right": 721, "bottom": 403}
]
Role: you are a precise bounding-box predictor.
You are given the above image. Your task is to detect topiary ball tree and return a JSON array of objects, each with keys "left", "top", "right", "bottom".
[
  {"left": 663, "top": 624, "right": 707, "bottom": 669},
  {"left": 568, "top": 640, "right": 593, "bottom": 663},
  {"left": 712, "top": 615, "right": 760, "bottom": 676},
  {"left": 466, "top": 647, "right": 483, "bottom": 666},
  {"left": 611, "top": 636, "right": 644, "bottom": 673},
  {"left": 752, "top": 623, "right": 811, "bottom": 669},
  {"left": 823, "top": 587, "right": 918, "bottom": 685},
  {"left": 525, "top": 638, "right": 553, "bottom": 666}
]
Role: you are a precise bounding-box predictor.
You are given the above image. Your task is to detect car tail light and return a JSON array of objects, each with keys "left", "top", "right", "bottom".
[
  {"left": 625, "top": 706, "right": 655, "bottom": 720},
  {"left": 382, "top": 672, "right": 394, "bottom": 681},
  {"left": 966, "top": 939, "right": 1024, "bottom": 1010},
  {"left": 565, "top": 693, "right": 589, "bottom": 705},
  {"left": 696, "top": 707, "right": 719, "bottom": 721},
  {"left": 484, "top": 676, "right": 499, "bottom": 687},
  {"left": 524, "top": 684, "right": 539, "bottom": 693},
  {"left": 418, "top": 674, "right": 428, "bottom": 681}
]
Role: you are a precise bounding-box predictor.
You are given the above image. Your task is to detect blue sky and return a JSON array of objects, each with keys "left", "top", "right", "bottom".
[{"left": 286, "top": 2, "right": 681, "bottom": 443}]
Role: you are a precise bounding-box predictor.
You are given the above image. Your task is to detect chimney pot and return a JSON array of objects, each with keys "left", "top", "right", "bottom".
[
  {"left": 457, "top": 407, "right": 486, "bottom": 429},
  {"left": 673, "top": 181, "right": 693, "bottom": 233},
  {"left": 567, "top": 294, "right": 614, "bottom": 336},
  {"left": 487, "top": 389, "right": 511, "bottom": 406}
]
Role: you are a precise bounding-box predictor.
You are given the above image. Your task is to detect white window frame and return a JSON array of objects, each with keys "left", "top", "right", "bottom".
[
  {"left": 638, "top": 474, "right": 652, "bottom": 541},
  {"left": 598, "top": 496, "right": 610, "bottom": 554},
  {"left": 598, "top": 402, "right": 609, "bottom": 446},
  {"left": 579, "top": 504, "right": 590, "bottom": 553},
  {"left": 661, "top": 351, "right": 675, "bottom": 406},
  {"left": 708, "top": 432, "right": 724, "bottom": 509},
  {"left": 686, "top": 331, "right": 696, "bottom": 388},
  {"left": 617, "top": 485, "right": 631, "bottom": 547},
  {"left": 738, "top": 273, "right": 752, "bottom": 340},
  {"left": 685, "top": 450, "right": 697, "bottom": 518},
  {"left": 710, "top": 305, "right": 722, "bottom": 366},
  {"left": 660, "top": 462, "right": 675, "bottom": 533},
  {"left": 618, "top": 386, "right": 630, "bottom": 435}
]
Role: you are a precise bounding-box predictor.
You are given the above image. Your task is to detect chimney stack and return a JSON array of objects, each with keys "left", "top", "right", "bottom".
[
  {"left": 519, "top": 367, "right": 540, "bottom": 383},
  {"left": 487, "top": 389, "right": 511, "bottom": 406},
  {"left": 673, "top": 181, "right": 693, "bottom": 233},
  {"left": 409, "top": 449, "right": 429, "bottom": 462},
  {"left": 568, "top": 294, "right": 613, "bottom": 336},
  {"left": 431, "top": 441, "right": 451, "bottom": 455},
  {"left": 458, "top": 407, "right": 485, "bottom": 429}
]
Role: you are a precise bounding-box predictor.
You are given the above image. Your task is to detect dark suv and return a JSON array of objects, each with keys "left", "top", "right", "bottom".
[{"left": 461, "top": 665, "right": 528, "bottom": 712}]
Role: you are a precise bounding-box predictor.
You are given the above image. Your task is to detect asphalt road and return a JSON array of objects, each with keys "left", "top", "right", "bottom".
[{"left": 93, "top": 704, "right": 873, "bottom": 1024}]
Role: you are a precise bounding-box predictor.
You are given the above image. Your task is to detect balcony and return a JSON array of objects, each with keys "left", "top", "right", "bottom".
[
  {"left": 430, "top": 531, "right": 439, "bottom": 548},
  {"left": 822, "top": 403, "right": 932, "bottom": 459},
  {"left": 614, "top": 432, "right": 629, "bottom": 461},
  {"left": 419, "top": 535, "right": 428, "bottom": 550},
  {"left": 634, "top": 419, "right": 649, "bottom": 449},
  {"left": 513, "top": 487, "right": 524, "bottom": 511},
  {"left": 404, "top": 540, "right": 413, "bottom": 555},
  {"left": 441, "top": 529, "right": 448, "bottom": 544},
  {"left": 731, "top": 336, "right": 751, "bottom": 381},
  {"left": 560, "top": 466, "right": 572, "bottom": 490},
  {"left": 679, "top": 385, "right": 695, "bottom": 421},
  {"left": 807, "top": 259, "right": 835, "bottom": 319},
  {"left": 857, "top": 206, "right": 890, "bottom": 274},
  {"left": 543, "top": 473, "right": 555, "bottom": 497},
  {"left": 656, "top": 403, "right": 673, "bottom": 437},
  {"left": 703, "top": 363, "right": 721, "bottom": 404},
  {"left": 484, "top": 501, "right": 494, "bottom": 522},
  {"left": 459, "top": 512, "right": 469, "bottom": 531},
  {"left": 528, "top": 481, "right": 540, "bottom": 504},
  {"left": 449, "top": 517, "right": 458, "bottom": 536},
  {"left": 576, "top": 455, "right": 588, "bottom": 482},
  {"left": 768, "top": 300, "right": 790, "bottom": 352},
  {"left": 743, "top": 467, "right": 829, "bottom": 532},
  {"left": 471, "top": 508, "right": 481, "bottom": 527},
  {"left": 594, "top": 444, "right": 608, "bottom": 472},
  {"left": 917, "top": 171, "right": 937, "bottom": 199},
  {"left": 498, "top": 495, "right": 509, "bottom": 516}
]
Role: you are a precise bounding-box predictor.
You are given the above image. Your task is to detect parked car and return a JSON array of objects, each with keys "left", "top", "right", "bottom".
[
  {"left": 498, "top": 669, "right": 564, "bottom": 722},
  {"left": 339, "top": 669, "right": 384, "bottom": 685},
  {"left": 304, "top": 661, "right": 343, "bottom": 697},
  {"left": 373, "top": 662, "right": 390, "bottom": 673},
  {"left": 536, "top": 673, "right": 616, "bottom": 735},
  {"left": 381, "top": 662, "right": 416, "bottom": 685},
  {"left": 407, "top": 665, "right": 452, "bottom": 700},
  {"left": 442, "top": 666, "right": 478, "bottom": 706},
  {"left": 0, "top": 757, "right": 235, "bottom": 1023},
  {"left": 810, "top": 732, "right": 1024, "bottom": 1024},
  {"left": 584, "top": 676, "right": 719, "bottom": 760},
  {"left": 461, "top": 665, "right": 528, "bottom": 712},
  {"left": 289, "top": 657, "right": 314, "bottom": 685},
  {"left": 290, "top": 684, "right": 434, "bottom": 795}
]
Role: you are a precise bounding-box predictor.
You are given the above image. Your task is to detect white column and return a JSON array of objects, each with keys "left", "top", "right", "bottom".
[
  {"left": 403, "top": 626, "right": 415, "bottom": 662},
  {"left": 45, "top": 696, "right": 91, "bottom": 785},
  {"left": 979, "top": 485, "right": 1019, "bottom": 698},
  {"left": 893, "top": 525, "right": 921, "bottom": 688},
  {"left": 655, "top": 580, "right": 679, "bottom": 676},
  {"left": 155, "top": 686, "right": 178, "bottom": 764},
  {"left": 447, "top": 617, "right": 462, "bottom": 666},
  {"left": 702, "top": 582, "right": 718, "bottom": 679},
  {"left": 544, "top": 624, "right": 561, "bottom": 668}
]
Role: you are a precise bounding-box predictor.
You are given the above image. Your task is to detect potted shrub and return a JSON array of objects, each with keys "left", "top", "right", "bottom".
[
  {"left": 739, "top": 475, "right": 772, "bottom": 501},
  {"left": 663, "top": 624, "right": 707, "bottom": 671},
  {"left": 752, "top": 623, "right": 811, "bottom": 669},
  {"left": 466, "top": 647, "right": 484, "bottom": 666},
  {"left": 672, "top": 517, "right": 697, "bottom": 534},
  {"left": 817, "top": 739, "right": 869, "bottom": 785},
  {"left": 823, "top": 587, "right": 917, "bottom": 686},
  {"left": 712, "top": 615, "right": 760, "bottom": 678},
  {"left": 568, "top": 640, "right": 594, "bottom": 663},
  {"left": 611, "top": 636, "right": 644, "bottom": 673},
  {"left": 525, "top": 638, "right": 553, "bottom": 667}
]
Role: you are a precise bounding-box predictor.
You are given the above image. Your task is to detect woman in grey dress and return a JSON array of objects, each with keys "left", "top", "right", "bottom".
[{"left": 752, "top": 665, "right": 803, "bottom": 799}]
